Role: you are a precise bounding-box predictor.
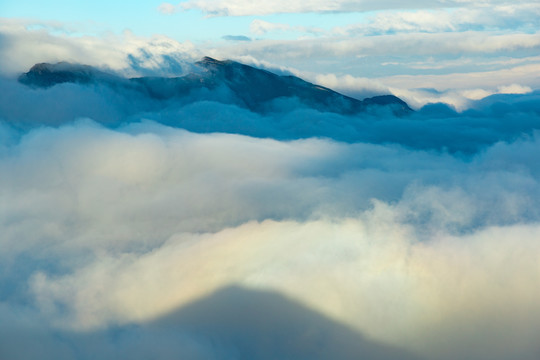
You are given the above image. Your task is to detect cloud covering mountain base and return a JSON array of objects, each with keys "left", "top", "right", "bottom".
[
  {"left": 1, "top": 109, "right": 540, "bottom": 359},
  {"left": 2, "top": 74, "right": 540, "bottom": 153}
]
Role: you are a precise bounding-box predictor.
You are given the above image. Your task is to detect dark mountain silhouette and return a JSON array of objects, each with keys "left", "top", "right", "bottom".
[
  {"left": 1, "top": 286, "right": 426, "bottom": 360},
  {"left": 143, "top": 285, "right": 424, "bottom": 360},
  {"left": 17, "top": 62, "right": 124, "bottom": 89},
  {"left": 18, "top": 58, "right": 412, "bottom": 116}
]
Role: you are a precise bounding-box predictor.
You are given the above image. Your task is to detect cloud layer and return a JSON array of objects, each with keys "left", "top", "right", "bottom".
[
  {"left": 3, "top": 74, "right": 540, "bottom": 153},
  {"left": 2, "top": 86, "right": 540, "bottom": 358}
]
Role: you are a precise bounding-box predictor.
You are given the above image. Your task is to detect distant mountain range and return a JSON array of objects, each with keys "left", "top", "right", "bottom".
[{"left": 19, "top": 57, "right": 412, "bottom": 116}]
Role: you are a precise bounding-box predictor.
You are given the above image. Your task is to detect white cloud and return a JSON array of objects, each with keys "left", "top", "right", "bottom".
[
  {"left": 380, "top": 63, "right": 540, "bottom": 109},
  {"left": 178, "top": 0, "right": 345, "bottom": 16},
  {"left": 224, "top": 31, "right": 540, "bottom": 60},
  {"left": 157, "top": 2, "right": 178, "bottom": 14},
  {"left": 173, "top": 0, "right": 539, "bottom": 17},
  {"left": 2, "top": 119, "right": 540, "bottom": 359},
  {"left": 310, "top": 71, "right": 522, "bottom": 110},
  {"left": 334, "top": 4, "right": 540, "bottom": 36},
  {"left": 0, "top": 22, "right": 200, "bottom": 76},
  {"left": 250, "top": 19, "right": 293, "bottom": 35},
  {"left": 313, "top": 73, "right": 390, "bottom": 99},
  {"left": 28, "top": 217, "right": 540, "bottom": 360},
  {"left": 497, "top": 83, "right": 532, "bottom": 94},
  {"left": 249, "top": 19, "right": 323, "bottom": 36}
]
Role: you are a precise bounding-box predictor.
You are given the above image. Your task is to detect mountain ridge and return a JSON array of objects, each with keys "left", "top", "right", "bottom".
[{"left": 19, "top": 57, "right": 412, "bottom": 116}]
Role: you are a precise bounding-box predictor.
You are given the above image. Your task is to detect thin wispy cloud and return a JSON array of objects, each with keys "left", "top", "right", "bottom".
[
  {"left": 157, "top": 2, "right": 178, "bottom": 14},
  {"left": 164, "top": 0, "right": 538, "bottom": 17},
  {"left": 249, "top": 19, "right": 323, "bottom": 36}
]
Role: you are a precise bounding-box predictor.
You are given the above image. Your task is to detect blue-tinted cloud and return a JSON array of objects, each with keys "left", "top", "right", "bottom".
[
  {"left": 222, "top": 35, "right": 252, "bottom": 41},
  {"left": 3, "top": 74, "right": 540, "bottom": 153},
  {"left": 2, "top": 67, "right": 540, "bottom": 359}
]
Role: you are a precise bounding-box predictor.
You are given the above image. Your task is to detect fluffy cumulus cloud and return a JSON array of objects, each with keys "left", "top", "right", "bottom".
[{"left": 2, "top": 55, "right": 540, "bottom": 359}]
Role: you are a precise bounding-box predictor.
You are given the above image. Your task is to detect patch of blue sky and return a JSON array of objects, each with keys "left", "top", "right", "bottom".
[{"left": 0, "top": 1, "right": 374, "bottom": 42}]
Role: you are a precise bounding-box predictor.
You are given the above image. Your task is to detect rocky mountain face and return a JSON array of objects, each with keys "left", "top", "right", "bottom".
[{"left": 19, "top": 57, "right": 412, "bottom": 116}]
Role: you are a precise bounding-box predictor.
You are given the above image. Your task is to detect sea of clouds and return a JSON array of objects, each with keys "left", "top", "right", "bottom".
[{"left": 1, "top": 60, "right": 540, "bottom": 360}]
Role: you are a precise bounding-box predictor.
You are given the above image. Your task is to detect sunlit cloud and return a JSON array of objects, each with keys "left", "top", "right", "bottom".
[{"left": 2, "top": 116, "right": 540, "bottom": 359}]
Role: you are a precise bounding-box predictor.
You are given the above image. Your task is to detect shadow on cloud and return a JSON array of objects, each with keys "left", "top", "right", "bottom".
[{"left": 0, "top": 286, "right": 424, "bottom": 360}]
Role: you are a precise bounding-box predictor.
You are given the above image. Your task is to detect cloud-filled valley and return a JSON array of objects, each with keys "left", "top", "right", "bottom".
[
  {"left": 1, "top": 5, "right": 540, "bottom": 358},
  {"left": 2, "top": 68, "right": 540, "bottom": 358}
]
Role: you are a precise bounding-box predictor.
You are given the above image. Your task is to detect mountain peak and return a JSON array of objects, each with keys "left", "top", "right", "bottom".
[
  {"left": 197, "top": 56, "right": 223, "bottom": 66},
  {"left": 19, "top": 57, "right": 412, "bottom": 116},
  {"left": 19, "top": 62, "right": 108, "bottom": 88}
]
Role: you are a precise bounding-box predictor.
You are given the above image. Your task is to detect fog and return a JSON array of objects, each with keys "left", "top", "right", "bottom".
[
  {"left": 1, "top": 64, "right": 540, "bottom": 360},
  {"left": 2, "top": 76, "right": 540, "bottom": 153}
]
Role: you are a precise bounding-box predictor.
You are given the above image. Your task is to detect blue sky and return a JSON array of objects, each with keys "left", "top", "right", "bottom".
[
  {"left": 1, "top": 1, "right": 219, "bottom": 40},
  {"left": 0, "top": 0, "right": 368, "bottom": 41}
]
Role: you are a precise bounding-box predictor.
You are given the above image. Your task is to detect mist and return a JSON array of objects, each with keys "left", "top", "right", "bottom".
[
  {"left": 2, "top": 78, "right": 540, "bottom": 359},
  {"left": 2, "top": 74, "right": 540, "bottom": 154}
]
